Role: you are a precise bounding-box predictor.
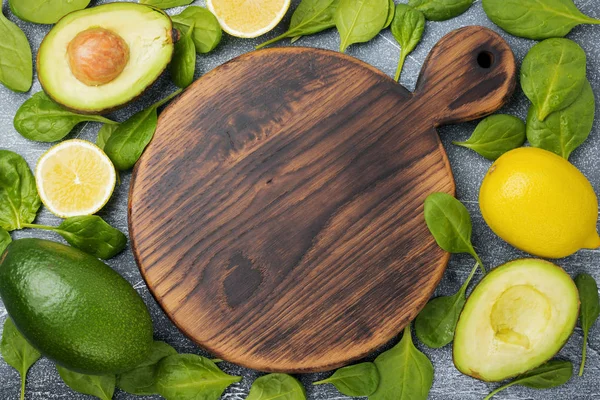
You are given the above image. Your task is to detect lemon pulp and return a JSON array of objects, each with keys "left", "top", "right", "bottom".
[
  {"left": 36, "top": 139, "right": 116, "bottom": 218},
  {"left": 207, "top": 0, "right": 291, "bottom": 38}
]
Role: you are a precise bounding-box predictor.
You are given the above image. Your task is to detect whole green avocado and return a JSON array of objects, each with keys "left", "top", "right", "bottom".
[{"left": 0, "top": 238, "right": 153, "bottom": 374}]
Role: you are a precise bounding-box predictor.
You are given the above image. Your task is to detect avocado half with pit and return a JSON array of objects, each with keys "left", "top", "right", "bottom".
[
  {"left": 37, "top": 3, "right": 175, "bottom": 114},
  {"left": 453, "top": 259, "right": 579, "bottom": 382}
]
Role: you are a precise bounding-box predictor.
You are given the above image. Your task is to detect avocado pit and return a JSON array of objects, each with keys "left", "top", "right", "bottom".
[{"left": 67, "top": 27, "right": 130, "bottom": 86}]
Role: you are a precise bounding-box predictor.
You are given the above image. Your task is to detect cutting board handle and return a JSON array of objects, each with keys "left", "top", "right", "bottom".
[{"left": 414, "top": 26, "right": 517, "bottom": 126}]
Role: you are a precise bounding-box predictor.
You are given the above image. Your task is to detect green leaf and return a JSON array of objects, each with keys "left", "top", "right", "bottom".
[
  {"left": 383, "top": 0, "right": 395, "bottom": 29},
  {"left": 423, "top": 192, "right": 485, "bottom": 273},
  {"left": 172, "top": 7, "right": 222, "bottom": 54},
  {"left": 170, "top": 23, "right": 197, "bottom": 89},
  {"left": 8, "top": 0, "right": 90, "bottom": 24},
  {"left": 335, "top": 0, "right": 389, "bottom": 52},
  {"left": 390, "top": 4, "right": 425, "bottom": 82},
  {"left": 57, "top": 365, "right": 115, "bottom": 400},
  {"left": 453, "top": 114, "right": 526, "bottom": 160},
  {"left": 482, "top": 0, "right": 600, "bottom": 40},
  {"left": 0, "top": 1, "right": 32, "bottom": 93},
  {"left": 314, "top": 362, "right": 379, "bottom": 397},
  {"left": 1, "top": 318, "right": 41, "bottom": 400},
  {"left": 521, "top": 38, "right": 587, "bottom": 122},
  {"left": 483, "top": 360, "right": 573, "bottom": 399},
  {"left": 96, "top": 124, "right": 120, "bottom": 151},
  {"left": 408, "top": 0, "right": 474, "bottom": 21},
  {"left": 575, "top": 274, "right": 600, "bottom": 376},
  {"left": 257, "top": 0, "right": 339, "bottom": 49},
  {"left": 0, "top": 227, "right": 12, "bottom": 254},
  {"left": 24, "top": 216, "right": 127, "bottom": 260},
  {"left": 57, "top": 217, "right": 126, "bottom": 259},
  {"left": 117, "top": 341, "right": 178, "bottom": 395},
  {"left": 370, "top": 326, "right": 434, "bottom": 400},
  {"left": 415, "top": 262, "right": 479, "bottom": 348},
  {"left": 527, "top": 80, "right": 595, "bottom": 160},
  {"left": 248, "top": 374, "right": 306, "bottom": 400},
  {"left": 104, "top": 89, "right": 181, "bottom": 171},
  {"left": 0, "top": 150, "right": 41, "bottom": 231},
  {"left": 104, "top": 107, "right": 157, "bottom": 171},
  {"left": 139, "top": 0, "right": 193, "bottom": 9},
  {"left": 156, "top": 354, "right": 242, "bottom": 400},
  {"left": 14, "top": 92, "right": 117, "bottom": 142}
]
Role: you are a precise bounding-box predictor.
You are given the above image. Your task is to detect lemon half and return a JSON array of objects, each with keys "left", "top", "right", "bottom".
[
  {"left": 479, "top": 147, "right": 600, "bottom": 259},
  {"left": 207, "top": 0, "right": 291, "bottom": 38},
  {"left": 36, "top": 139, "right": 116, "bottom": 218}
]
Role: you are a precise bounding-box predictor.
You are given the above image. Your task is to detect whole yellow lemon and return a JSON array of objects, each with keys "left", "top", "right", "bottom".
[{"left": 479, "top": 147, "right": 600, "bottom": 258}]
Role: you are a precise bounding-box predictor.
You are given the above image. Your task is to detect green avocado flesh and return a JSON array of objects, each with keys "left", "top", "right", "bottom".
[
  {"left": 37, "top": 3, "right": 174, "bottom": 114},
  {"left": 453, "top": 259, "right": 579, "bottom": 382},
  {"left": 0, "top": 239, "right": 153, "bottom": 374}
]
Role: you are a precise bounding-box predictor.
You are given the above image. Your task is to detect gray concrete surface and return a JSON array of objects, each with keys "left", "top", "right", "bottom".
[{"left": 1, "top": 0, "right": 599, "bottom": 398}]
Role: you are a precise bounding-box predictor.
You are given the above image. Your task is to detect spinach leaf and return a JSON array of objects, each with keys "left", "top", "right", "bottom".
[
  {"left": 335, "top": 0, "right": 389, "bottom": 52},
  {"left": 424, "top": 192, "right": 485, "bottom": 273},
  {"left": 57, "top": 365, "right": 115, "bottom": 400},
  {"left": 453, "top": 114, "right": 526, "bottom": 160},
  {"left": 54, "top": 217, "right": 126, "bottom": 260},
  {"left": 390, "top": 4, "right": 425, "bottom": 82},
  {"left": 139, "top": 0, "right": 193, "bottom": 9},
  {"left": 383, "top": 0, "right": 395, "bottom": 29},
  {"left": 104, "top": 89, "right": 182, "bottom": 171},
  {"left": 575, "top": 274, "right": 600, "bottom": 376},
  {"left": 415, "top": 262, "right": 480, "bottom": 348},
  {"left": 156, "top": 354, "right": 242, "bottom": 400},
  {"left": 0, "top": 318, "right": 41, "bottom": 400},
  {"left": 408, "top": 0, "right": 473, "bottom": 21},
  {"left": 0, "top": 227, "right": 11, "bottom": 254},
  {"left": 527, "top": 80, "right": 595, "bottom": 160},
  {"left": 482, "top": 0, "right": 600, "bottom": 40},
  {"left": 0, "top": 150, "right": 40, "bottom": 232},
  {"left": 170, "top": 23, "right": 197, "bottom": 89},
  {"left": 14, "top": 92, "right": 118, "bottom": 142},
  {"left": 257, "top": 0, "right": 339, "bottom": 49},
  {"left": 521, "top": 38, "right": 587, "bottom": 121},
  {"left": 172, "top": 7, "right": 222, "bottom": 54},
  {"left": 23, "top": 216, "right": 127, "bottom": 260},
  {"left": 96, "top": 124, "right": 120, "bottom": 151},
  {"left": 117, "top": 341, "right": 177, "bottom": 395},
  {"left": 8, "top": 0, "right": 90, "bottom": 24},
  {"left": 483, "top": 360, "right": 573, "bottom": 399},
  {"left": 248, "top": 374, "right": 306, "bottom": 400},
  {"left": 0, "top": 0, "right": 32, "bottom": 93},
  {"left": 104, "top": 107, "right": 157, "bottom": 171},
  {"left": 314, "top": 362, "right": 379, "bottom": 397},
  {"left": 370, "top": 325, "right": 434, "bottom": 400}
]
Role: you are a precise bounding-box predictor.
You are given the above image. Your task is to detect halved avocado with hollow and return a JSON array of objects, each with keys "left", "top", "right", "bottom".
[
  {"left": 453, "top": 259, "right": 579, "bottom": 382},
  {"left": 37, "top": 3, "right": 175, "bottom": 114}
]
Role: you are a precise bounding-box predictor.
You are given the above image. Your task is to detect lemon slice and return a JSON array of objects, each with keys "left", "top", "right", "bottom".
[
  {"left": 207, "top": 0, "right": 291, "bottom": 38},
  {"left": 36, "top": 139, "right": 116, "bottom": 218}
]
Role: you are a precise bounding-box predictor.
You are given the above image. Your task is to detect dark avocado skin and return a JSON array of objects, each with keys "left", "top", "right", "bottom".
[{"left": 0, "top": 239, "right": 153, "bottom": 374}]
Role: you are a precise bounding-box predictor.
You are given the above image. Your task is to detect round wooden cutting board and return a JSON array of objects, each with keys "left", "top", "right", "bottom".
[{"left": 129, "top": 26, "right": 516, "bottom": 373}]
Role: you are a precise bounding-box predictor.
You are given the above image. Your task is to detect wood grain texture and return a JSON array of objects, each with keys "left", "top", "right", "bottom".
[{"left": 129, "top": 26, "right": 516, "bottom": 373}]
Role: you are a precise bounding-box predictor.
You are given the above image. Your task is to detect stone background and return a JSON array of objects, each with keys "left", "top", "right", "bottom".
[{"left": 1, "top": 0, "right": 599, "bottom": 398}]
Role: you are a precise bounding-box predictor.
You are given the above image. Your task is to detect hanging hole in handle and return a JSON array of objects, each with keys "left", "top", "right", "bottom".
[{"left": 477, "top": 51, "right": 494, "bottom": 69}]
